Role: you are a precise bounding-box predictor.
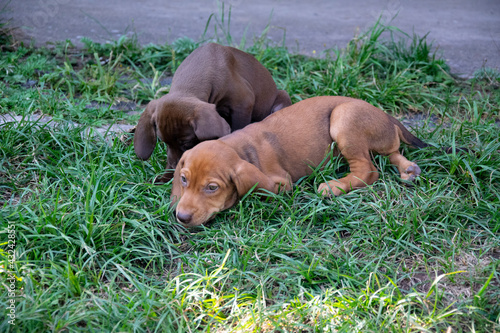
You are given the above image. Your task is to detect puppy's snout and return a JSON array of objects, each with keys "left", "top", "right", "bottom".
[{"left": 176, "top": 211, "right": 193, "bottom": 225}]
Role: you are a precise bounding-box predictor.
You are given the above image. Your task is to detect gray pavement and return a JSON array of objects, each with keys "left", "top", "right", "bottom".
[
  {"left": 2, "top": 0, "right": 500, "bottom": 78},
  {"left": 0, "top": 113, "right": 136, "bottom": 144}
]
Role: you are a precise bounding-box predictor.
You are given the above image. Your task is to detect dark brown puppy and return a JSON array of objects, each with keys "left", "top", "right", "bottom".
[
  {"left": 134, "top": 43, "right": 292, "bottom": 182},
  {"left": 171, "top": 96, "right": 430, "bottom": 227}
]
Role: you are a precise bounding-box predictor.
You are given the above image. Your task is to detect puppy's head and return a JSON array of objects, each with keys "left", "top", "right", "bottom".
[
  {"left": 133, "top": 96, "right": 231, "bottom": 177},
  {"left": 170, "top": 140, "right": 276, "bottom": 227}
]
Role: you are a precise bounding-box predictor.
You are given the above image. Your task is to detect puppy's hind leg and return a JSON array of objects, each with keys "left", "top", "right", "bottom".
[
  {"left": 375, "top": 123, "right": 422, "bottom": 182},
  {"left": 318, "top": 102, "right": 381, "bottom": 197},
  {"left": 388, "top": 152, "right": 421, "bottom": 182},
  {"left": 318, "top": 149, "right": 379, "bottom": 197}
]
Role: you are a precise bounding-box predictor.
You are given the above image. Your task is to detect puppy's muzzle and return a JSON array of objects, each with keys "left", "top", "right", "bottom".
[{"left": 176, "top": 211, "right": 193, "bottom": 225}]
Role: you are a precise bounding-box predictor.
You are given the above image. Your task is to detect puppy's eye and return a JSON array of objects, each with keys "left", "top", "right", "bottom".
[
  {"left": 180, "top": 174, "right": 188, "bottom": 186},
  {"left": 205, "top": 183, "right": 219, "bottom": 193}
]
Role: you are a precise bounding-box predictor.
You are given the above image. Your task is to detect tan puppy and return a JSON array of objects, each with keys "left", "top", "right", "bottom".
[
  {"left": 171, "top": 96, "right": 431, "bottom": 227},
  {"left": 134, "top": 43, "right": 291, "bottom": 182}
]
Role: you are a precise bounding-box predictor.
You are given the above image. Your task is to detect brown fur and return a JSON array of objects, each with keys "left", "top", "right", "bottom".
[
  {"left": 171, "top": 96, "right": 426, "bottom": 227},
  {"left": 134, "top": 43, "right": 292, "bottom": 182}
]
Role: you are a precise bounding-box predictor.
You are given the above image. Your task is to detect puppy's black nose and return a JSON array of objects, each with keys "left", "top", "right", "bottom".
[{"left": 176, "top": 211, "right": 193, "bottom": 225}]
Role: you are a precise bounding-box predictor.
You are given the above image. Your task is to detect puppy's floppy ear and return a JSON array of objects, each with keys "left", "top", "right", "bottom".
[
  {"left": 170, "top": 160, "right": 183, "bottom": 208},
  {"left": 134, "top": 100, "right": 158, "bottom": 160},
  {"left": 192, "top": 103, "right": 231, "bottom": 141},
  {"left": 231, "top": 160, "right": 277, "bottom": 197}
]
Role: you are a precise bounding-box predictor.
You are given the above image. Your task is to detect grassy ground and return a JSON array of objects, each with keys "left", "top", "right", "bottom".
[{"left": 1, "top": 13, "right": 499, "bottom": 332}]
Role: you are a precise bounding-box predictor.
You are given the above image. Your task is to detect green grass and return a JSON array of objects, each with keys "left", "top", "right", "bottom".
[{"left": 1, "top": 11, "right": 499, "bottom": 332}]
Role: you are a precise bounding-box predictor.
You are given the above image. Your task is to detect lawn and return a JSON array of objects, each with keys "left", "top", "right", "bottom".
[{"left": 1, "top": 12, "right": 499, "bottom": 333}]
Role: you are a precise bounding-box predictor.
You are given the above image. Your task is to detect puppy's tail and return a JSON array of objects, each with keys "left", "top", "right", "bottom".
[
  {"left": 390, "top": 115, "right": 470, "bottom": 154},
  {"left": 389, "top": 116, "right": 430, "bottom": 149}
]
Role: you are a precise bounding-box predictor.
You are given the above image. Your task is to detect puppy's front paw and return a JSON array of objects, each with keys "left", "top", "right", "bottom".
[
  {"left": 271, "top": 176, "right": 292, "bottom": 193},
  {"left": 154, "top": 172, "right": 173, "bottom": 184},
  {"left": 400, "top": 163, "right": 421, "bottom": 182},
  {"left": 318, "top": 182, "right": 343, "bottom": 197}
]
